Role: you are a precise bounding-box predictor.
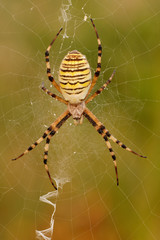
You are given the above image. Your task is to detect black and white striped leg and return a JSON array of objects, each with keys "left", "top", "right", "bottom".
[
  {"left": 83, "top": 107, "right": 146, "bottom": 185},
  {"left": 86, "top": 70, "right": 116, "bottom": 104},
  {"left": 12, "top": 110, "right": 71, "bottom": 161},
  {"left": 104, "top": 135, "right": 119, "bottom": 185},
  {"left": 43, "top": 112, "right": 71, "bottom": 190},
  {"left": 86, "top": 18, "right": 102, "bottom": 97},
  {"left": 83, "top": 108, "right": 119, "bottom": 185},
  {"left": 83, "top": 108, "right": 146, "bottom": 158},
  {"left": 45, "top": 28, "right": 63, "bottom": 94},
  {"left": 106, "top": 133, "right": 146, "bottom": 158},
  {"left": 43, "top": 130, "right": 57, "bottom": 190},
  {"left": 41, "top": 83, "right": 68, "bottom": 105},
  {"left": 12, "top": 126, "right": 53, "bottom": 161}
]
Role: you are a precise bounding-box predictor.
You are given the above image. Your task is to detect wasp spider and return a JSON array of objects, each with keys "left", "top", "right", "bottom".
[{"left": 12, "top": 19, "right": 146, "bottom": 190}]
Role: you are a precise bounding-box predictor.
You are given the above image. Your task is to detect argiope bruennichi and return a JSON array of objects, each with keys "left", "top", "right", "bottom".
[{"left": 12, "top": 19, "right": 146, "bottom": 190}]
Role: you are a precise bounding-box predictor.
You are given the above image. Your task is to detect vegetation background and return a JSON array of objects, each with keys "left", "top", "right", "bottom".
[{"left": 0, "top": 0, "right": 160, "bottom": 239}]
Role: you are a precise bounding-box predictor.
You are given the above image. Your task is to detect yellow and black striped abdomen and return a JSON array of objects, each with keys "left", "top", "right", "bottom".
[{"left": 59, "top": 50, "right": 91, "bottom": 104}]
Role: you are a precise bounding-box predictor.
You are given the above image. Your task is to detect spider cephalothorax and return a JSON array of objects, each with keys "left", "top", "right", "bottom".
[
  {"left": 12, "top": 19, "right": 146, "bottom": 190},
  {"left": 68, "top": 102, "right": 85, "bottom": 125}
]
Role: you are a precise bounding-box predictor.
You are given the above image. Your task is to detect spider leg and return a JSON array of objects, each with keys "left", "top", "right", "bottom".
[
  {"left": 42, "top": 83, "right": 68, "bottom": 105},
  {"left": 12, "top": 109, "right": 71, "bottom": 161},
  {"left": 42, "top": 131, "right": 58, "bottom": 190},
  {"left": 83, "top": 108, "right": 146, "bottom": 158},
  {"left": 105, "top": 135, "right": 119, "bottom": 185},
  {"left": 83, "top": 108, "right": 119, "bottom": 185},
  {"left": 85, "top": 18, "right": 102, "bottom": 98},
  {"left": 43, "top": 131, "right": 57, "bottom": 189},
  {"left": 43, "top": 110, "right": 72, "bottom": 190},
  {"left": 83, "top": 107, "right": 146, "bottom": 184},
  {"left": 106, "top": 133, "right": 147, "bottom": 158},
  {"left": 45, "top": 28, "right": 63, "bottom": 94},
  {"left": 86, "top": 70, "right": 116, "bottom": 104}
]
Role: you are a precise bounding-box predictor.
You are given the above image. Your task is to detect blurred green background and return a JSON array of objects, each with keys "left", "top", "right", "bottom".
[{"left": 0, "top": 0, "right": 160, "bottom": 239}]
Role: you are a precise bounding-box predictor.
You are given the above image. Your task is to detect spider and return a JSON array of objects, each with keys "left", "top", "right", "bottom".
[{"left": 12, "top": 19, "right": 146, "bottom": 190}]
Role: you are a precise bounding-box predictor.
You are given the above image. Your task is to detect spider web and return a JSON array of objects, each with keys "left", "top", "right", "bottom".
[{"left": 0, "top": 0, "right": 160, "bottom": 239}]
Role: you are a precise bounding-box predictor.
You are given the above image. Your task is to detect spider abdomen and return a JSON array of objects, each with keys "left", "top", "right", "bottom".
[{"left": 59, "top": 50, "right": 91, "bottom": 104}]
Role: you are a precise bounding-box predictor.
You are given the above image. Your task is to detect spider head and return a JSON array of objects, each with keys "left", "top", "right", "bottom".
[{"left": 68, "top": 102, "right": 85, "bottom": 125}]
